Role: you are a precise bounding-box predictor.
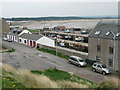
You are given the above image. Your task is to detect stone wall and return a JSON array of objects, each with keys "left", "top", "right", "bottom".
[{"left": 37, "top": 44, "right": 88, "bottom": 59}]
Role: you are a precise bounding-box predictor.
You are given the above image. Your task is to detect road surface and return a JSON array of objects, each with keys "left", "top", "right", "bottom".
[{"left": 2, "top": 41, "right": 106, "bottom": 83}]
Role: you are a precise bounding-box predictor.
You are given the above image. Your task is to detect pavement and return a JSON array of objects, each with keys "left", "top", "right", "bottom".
[{"left": 2, "top": 41, "right": 106, "bottom": 83}]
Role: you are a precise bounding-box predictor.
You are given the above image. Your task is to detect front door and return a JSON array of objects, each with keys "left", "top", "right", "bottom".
[
  {"left": 33, "top": 41, "right": 36, "bottom": 47},
  {"left": 30, "top": 41, "right": 32, "bottom": 46}
]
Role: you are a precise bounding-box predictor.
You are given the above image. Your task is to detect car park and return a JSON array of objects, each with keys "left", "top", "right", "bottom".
[
  {"left": 68, "top": 56, "right": 87, "bottom": 67},
  {"left": 92, "top": 62, "right": 112, "bottom": 75}
]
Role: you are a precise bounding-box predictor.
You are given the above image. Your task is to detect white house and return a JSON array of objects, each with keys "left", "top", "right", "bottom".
[
  {"left": 18, "top": 30, "right": 32, "bottom": 36},
  {"left": 36, "top": 36, "right": 55, "bottom": 47},
  {"left": 20, "top": 33, "right": 55, "bottom": 47}
]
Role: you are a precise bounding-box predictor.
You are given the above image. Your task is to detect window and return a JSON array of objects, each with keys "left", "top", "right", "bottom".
[
  {"left": 109, "top": 58, "right": 113, "bottom": 67},
  {"left": 19, "top": 39, "right": 22, "bottom": 42},
  {"left": 96, "top": 56, "right": 100, "bottom": 62},
  {"left": 97, "top": 65, "right": 101, "bottom": 68},
  {"left": 97, "top": 45, "right": 101, "bottom": 52},
  {"left": 24, "top": 40, "right": 26, "bottom": 43},
  {"left": 106, "top": 32, "right": 110, "bottom": 36},
  {"left": 95, "top": 31, "right": 101, "bottom": 35},
  {"left": 109, "top": 47, "right": 114, "bottom": 54}
]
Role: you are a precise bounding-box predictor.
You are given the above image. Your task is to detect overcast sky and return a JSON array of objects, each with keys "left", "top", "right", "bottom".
[{"left": 1, "top": 2, "right": 118, "bottom": 18}]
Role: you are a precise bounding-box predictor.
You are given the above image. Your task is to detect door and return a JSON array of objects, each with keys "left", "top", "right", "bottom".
[
  {"left": 96, "top": 65, "right": 102, "bottom": 73},
  {"left": 73, "top": 58, "right": 78, "bottom": 65},
  {"left": 30, "top": 41, "right": 32, "bottom": 46},
  {"left": 33, "top": 41, "right": 36, "bottom": 47}
]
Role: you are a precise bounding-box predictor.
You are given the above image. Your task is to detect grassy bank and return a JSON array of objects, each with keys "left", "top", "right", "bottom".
[
  {"left": 2, "top": 64, "right": 93, "bottom": 88},
  {"left": 2, "top": 64, "right": 118, "bottom": 88},
  {"left": 37, "top": 48, "right": 69, "bottom": 59},
  {"left": 31, "top": 69, "right": 96, "bottom": 86}
]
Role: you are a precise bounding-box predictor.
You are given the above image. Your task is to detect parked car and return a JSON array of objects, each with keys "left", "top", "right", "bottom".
[
  {"left": 92, "top": 62, "right": 112, "bottom": 75},
  {"left": 7, "top": 39, "right": 12, "bottom": 42},
  {"left": 81, "top": 30, "right": 88, "bottom": 34},
  {"left": 2, "top": 38, "right": 8, "bottom": 41},
  {"left": 68, "top": 56, "right": 87, "bottom": 67}
]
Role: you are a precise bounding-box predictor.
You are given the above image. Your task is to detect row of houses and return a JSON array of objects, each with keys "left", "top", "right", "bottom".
[{"left": 6, "top": 29, "right": 55, "bottom": 48}]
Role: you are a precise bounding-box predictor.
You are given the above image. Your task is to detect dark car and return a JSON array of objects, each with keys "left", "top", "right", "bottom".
[{"left": 7, "top": 39, "right": 12, "bottom": 42}]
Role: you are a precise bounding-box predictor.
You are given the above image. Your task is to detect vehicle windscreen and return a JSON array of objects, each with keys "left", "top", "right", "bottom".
[
  {"left": 78, "top": 59, "right": 84, "bottom": 62},
  {"left": 102, "top": 64, "right": 107, "bottom": 68}
]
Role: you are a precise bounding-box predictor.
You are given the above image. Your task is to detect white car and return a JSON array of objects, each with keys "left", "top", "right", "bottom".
[
  {"left": 2, "top": 38, "right": 8, "bottom": 41},
  {"left": 92, "top": 62, "right": 112, "bottom": 75},
  {"left": 69, "top": 56, "right": 87, "bottom": 67}
]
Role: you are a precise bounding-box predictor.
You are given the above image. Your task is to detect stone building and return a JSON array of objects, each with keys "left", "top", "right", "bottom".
[
  {"left": 0, "top": 18, "right": 10, "bottom": 38},
  {"left": 88, "top": 21, "right": 120, "bottom": 70}
]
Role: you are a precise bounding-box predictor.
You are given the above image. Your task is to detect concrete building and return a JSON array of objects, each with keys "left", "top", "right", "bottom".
[
  {"left": 88, "top": 21, "right": 120, "bottom": 70},
  {"left": 0, "top": 18, "right": 10, "bottom": 38}
]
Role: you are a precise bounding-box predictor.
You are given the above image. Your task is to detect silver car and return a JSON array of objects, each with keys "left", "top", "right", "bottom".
[
  {"left": 68, "top": 56, "right": 87, "bottom": 67},
  {"left": 92, "top": 62, "right": 112, "bottom": 75}
]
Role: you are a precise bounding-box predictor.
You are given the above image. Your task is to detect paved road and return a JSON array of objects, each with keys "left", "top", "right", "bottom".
[{"left": 2, "top": 41, "right": 106, "bottom": 83}]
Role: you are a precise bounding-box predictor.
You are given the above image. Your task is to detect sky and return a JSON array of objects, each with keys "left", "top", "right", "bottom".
[{"left": 0, "top": 0, "right": 118, "bottom": 18}]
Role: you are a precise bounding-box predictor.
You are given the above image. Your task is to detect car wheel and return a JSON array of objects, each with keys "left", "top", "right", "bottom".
[
  {"left": 78, "top": 64, "right": 81, "bottom": 68},
  {"left": 92, "top": 68, "right": 96, "bottom": 72},
  {"left": 102, "top": 71, "right": 106, "bottom": 75},
  {"left": 69, "top": 61, "right": 71, "bottom": 64}
]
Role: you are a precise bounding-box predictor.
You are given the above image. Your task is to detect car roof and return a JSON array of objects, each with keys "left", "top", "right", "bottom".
[
  {"left": 70, "top": 56, "right": 83, "bottom": 59},
  {"left": 94, "top": 62, "right": 104, "bottom": 65}
]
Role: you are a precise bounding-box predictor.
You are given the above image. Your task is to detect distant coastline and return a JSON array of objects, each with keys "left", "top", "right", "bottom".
[{"left": 4, "top": 16, "right": 118, "bottom": 21}]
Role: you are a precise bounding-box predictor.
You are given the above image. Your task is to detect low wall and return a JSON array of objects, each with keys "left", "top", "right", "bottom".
[{"left": 37, "top": 44, "right": 88, "bottom": 59}]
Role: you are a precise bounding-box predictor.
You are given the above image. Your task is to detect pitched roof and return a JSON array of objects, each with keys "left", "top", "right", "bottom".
[
  {"left": 89, "top": 20, "right": 120, "bottom": 40},
  {"left": 19, "top": 33, "right": 43, "bottom": 40}
]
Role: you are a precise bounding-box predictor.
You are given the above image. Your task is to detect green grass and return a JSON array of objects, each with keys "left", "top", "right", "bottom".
[
  {"left": 2, "top": 64, "right": 118, "bottom": 88},
  {"left": 28, "top": 29, "right": 39, "bottom": 32},
  {"left": 2, "top": 71, "right": 25, "bottom": 88},
  {"left": 31, "top": 69, "right": 96, "bottom": 86},
  {"left": 37, "top": 48, "right": 69, "bottom": 59},
  {"left": 6, "top": 49, "right": 15, "bottom": 53}
]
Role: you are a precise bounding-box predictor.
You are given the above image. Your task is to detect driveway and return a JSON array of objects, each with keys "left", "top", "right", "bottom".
[{"left": 2, "top": 41, "right": 106, "bottom": 83}]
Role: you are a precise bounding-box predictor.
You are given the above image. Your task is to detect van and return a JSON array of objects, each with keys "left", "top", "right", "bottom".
[{"left": 69, "top": 56, "right": 87, "bottom": 67}]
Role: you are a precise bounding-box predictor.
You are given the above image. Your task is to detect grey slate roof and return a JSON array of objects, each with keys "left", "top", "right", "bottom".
[
  {"left": 89, "top": 20, "right": 120, "bottom": 40},
  {"left": 19, "top": 33, "right": 43, "bottom": 40},
  {"left": 8, "top": 32, "right": 19, "bottom": 37}
]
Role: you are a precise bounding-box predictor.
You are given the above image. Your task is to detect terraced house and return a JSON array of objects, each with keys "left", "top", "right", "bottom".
[{"left": 88, "top": 21, "right": 120, "bottom": 71}]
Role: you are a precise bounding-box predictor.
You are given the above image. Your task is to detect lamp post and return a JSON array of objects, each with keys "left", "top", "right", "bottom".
[{"left": 111, "top": 31, "right": 116, "bottom": 70}]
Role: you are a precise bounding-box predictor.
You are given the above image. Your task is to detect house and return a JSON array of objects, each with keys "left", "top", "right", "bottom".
[
  {"left": 7, "top": 29, "right": 31, "bottom": 42},
  {"left": 18, "top": 29, "right": 32, "bottom": 36},
  {"left": 88, "top": 21, "right": 120, "bottom": 70},
  {"left": 19, "top": 33, "right": 55, "bottom": 47},
  {"left": 53, "top": 26, "right": 67, "bottom": 31},
  {"left": 0, "top": 18, "right": 10, "bottom": 37}
]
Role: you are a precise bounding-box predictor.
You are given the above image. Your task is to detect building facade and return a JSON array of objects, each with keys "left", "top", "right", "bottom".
[
  {"left": 88, "top": 21, "right": 120, "bottom": 71},
  {"left": 0, "top": 18, "right": 10, "bottom": 38}
]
